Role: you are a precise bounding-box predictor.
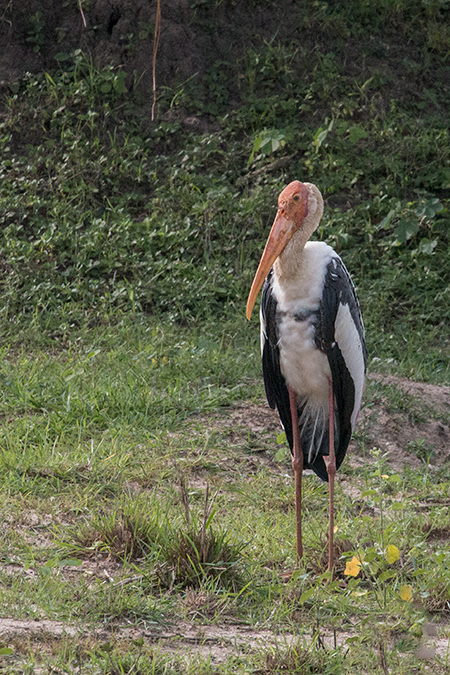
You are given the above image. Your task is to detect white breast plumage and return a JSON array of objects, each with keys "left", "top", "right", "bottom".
[{"left": 271, "top": 242, "right": 336, "bottom": 407}]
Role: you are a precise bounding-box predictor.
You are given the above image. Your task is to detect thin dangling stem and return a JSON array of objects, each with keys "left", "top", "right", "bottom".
[
  {"left": 77, "top": 0, "right": 87, "bottom": 27},
  {"left": 151, "top": 0, "right": 161, "bottom": 121},
  {"left": 327, "top": 378, "right": 336, "bottom": 576},
  {"left": 289, "top": 387, "right": 303, "bottom": 563}
]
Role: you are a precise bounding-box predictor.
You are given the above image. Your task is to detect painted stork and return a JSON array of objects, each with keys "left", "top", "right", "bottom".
[{"left": 246, "top": 181, "right": 367, "bottom": 572}]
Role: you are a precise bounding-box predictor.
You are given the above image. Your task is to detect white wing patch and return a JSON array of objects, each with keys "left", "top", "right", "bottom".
[
  {"left": 335, "top": 302, "right": 365, "bottom": 428},
  {"left": 260, "top": 305, "right": 266, "bottom": 356}
]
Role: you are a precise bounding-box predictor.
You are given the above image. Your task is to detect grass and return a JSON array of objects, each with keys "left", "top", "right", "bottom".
[
  {"left": 0, "top": 320, "right": 449, "bottom": 672},
  {"left": 0, "top": 0, "right": 450, "bottom": 670}
]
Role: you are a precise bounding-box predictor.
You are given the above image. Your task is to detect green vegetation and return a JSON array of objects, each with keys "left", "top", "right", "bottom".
[
  {"left": 0, "top": 329, "right": 449, "bottom": 672},
  {"left": 0, "top": 1, "right": 449, "bottom": 672},
  {"left": 1, "top": 8, "right": 450, "bottom": 377}
]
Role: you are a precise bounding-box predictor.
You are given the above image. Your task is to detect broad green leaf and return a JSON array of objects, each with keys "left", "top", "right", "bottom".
[
  {"left": 58, "top": 558, "right": 82, "bottom": 567},
  {"left": 394, "top": 219, "right": 418, "bottom": 243},
  {"left": 363, "top": 547, "right": 377, "bottom": 563},
  {"left": 379, "top": 570, "right": 396, "bottom": 582},
  {"left": 379, "top": 209, "right": 398, "bottom": 229},
  {"left": 388, "top": 474, "right": 402, "bottom": 483},
  {"left": 313, "top": 128, "right": 329, "bottom": 148},
  {"left": 114, "top": 71, "right": 128, "bottom": 94},
  {"left": 385, "top": 545, "right": 400, "bottom": 564},
  {"left": 274, "top": 446, "right": 289, "bottom": 462},
  {"left": 276, "top": 432, "right": 286, "bottom": 445},
  {"left": 248, "top": 129, "right": 286, "bottom": 163},
  {"left": 418, "top": 238, "right": 438, "bottom": 255},
  {"left": 335, "top": 119, "right": 349, "bottom": 135},
  {"left": 415, "top": 198, "right": 443, "bottom": 218},
  {"left": 299, "top": 587, "right": 315, "bottom": 604},
  {"left": 259, "top": 138, "right": 273, "bottom": 154},
  {"left": 0, "top": 647, "right": 14, "bottom": 655},
  {"left": 361, "top": 489, "right": 378, "bottom": 498},
  {"left": 348, "top": 125, "right": 368, "bottom": 144},
  {"left": 252, "top": 134, "right": 263, "bottom": 153}
]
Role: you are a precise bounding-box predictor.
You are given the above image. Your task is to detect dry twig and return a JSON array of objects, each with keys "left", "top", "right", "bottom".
[
  {"left": 77, "top": 0, "right": 87, "bottom": 28},
  {"left": 378, "top": 641, "right": 389, "bottom": 675},
  {"left": 151, "top": 0, "right": 161, "bottom": 120}
]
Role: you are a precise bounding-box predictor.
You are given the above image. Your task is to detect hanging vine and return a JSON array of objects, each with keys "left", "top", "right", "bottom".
[
  {"left": 77, "top": 0, "right": 87, "bottom": 28},
  {"left": 151, "top": 0, "right": 161, "bottom": 121}
]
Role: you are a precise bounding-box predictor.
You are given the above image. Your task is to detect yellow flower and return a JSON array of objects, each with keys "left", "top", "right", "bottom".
[{"left": 344, "top": 556, "right": 363, "bottom": 577}]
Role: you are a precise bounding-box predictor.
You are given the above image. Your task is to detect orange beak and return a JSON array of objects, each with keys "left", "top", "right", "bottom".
[
  {"left": 246, "top": 209, "right": 298, "bottom": 320},
  {"left": 246, "top": 181, "right": 310, "bottom": 320}
]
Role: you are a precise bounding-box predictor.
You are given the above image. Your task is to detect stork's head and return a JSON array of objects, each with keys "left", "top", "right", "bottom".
[
  {"left": 246, "top": 181, "right": 323, "bottom": 320},
  {"left": 277, "top": 180, "right": 310, "bottom": 224}
]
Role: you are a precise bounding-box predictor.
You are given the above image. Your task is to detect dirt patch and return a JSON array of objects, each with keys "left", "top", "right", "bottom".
[
  {"left": 196, "top": 374, "right": 450, "bottom": 474},
  {"left": 228, "top": 402, "right": 281, "bottom": 436},
  {"left": 0, "top": 618, "right": 77, "bottom": 638},
  {"left": 372, "top": 375, "right": 450, "bottom": 416},
  {"left": 362, "top": 374, "right": 450, "bottom": 470},
  {"left": 0, "top": 616, "right": 447, "bottom": 667},
  {"left": 0, "top": 0, "right": 311, "bottom": 108},
  {"left": 137, "top": 621, "right": 349, "bottom": 661},
  {"left": 191, "top": 400, "right": 280, "bottom": 442}
]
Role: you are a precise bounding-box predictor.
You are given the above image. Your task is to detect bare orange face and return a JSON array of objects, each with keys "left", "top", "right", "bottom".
[
  {"left": 246, "top": 181, "right": 310, "bottom": 320},
  {"left": 276, "top": 180, "right": 310, "bottom": 224}
]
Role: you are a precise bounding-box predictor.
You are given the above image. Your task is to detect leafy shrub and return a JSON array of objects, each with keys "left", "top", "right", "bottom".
[{"left": 0, "top": 29, "right": 449, "bottom": 373}]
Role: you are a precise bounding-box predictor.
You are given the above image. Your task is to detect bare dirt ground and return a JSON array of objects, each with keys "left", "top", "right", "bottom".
[
  {"left": 1, "top": 375, "right": 449, "bottom": 668},
  {"left": 362, "top": 375, "right": 450, "bottom": 469},
  {"left": 0, "top": 613, "right": 447, "bottom": 667},
  {"left": 195, "top": 374, "right": 450, "bottom": 472}
]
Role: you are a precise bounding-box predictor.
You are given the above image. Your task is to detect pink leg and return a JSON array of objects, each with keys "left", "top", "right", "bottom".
[
  {"left": 289, "top": 387, "right": 303, "bottom": 563},
  {"left": 327, "top": 378, "right": 336, "bottom": 575}
]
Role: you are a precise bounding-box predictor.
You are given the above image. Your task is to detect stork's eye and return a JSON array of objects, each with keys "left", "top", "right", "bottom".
[{"left": 293, "top": 195, "right": 300, "bottom": 201}]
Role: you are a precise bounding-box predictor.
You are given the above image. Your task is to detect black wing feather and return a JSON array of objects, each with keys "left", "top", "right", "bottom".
[{"left": 317, "top": 257, "right": 367, "bottom": 471}]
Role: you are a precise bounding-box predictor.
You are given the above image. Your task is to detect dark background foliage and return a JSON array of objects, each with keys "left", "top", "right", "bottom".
[{"left": 0, "top": 0, "right": 449, "bottom": 378}]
